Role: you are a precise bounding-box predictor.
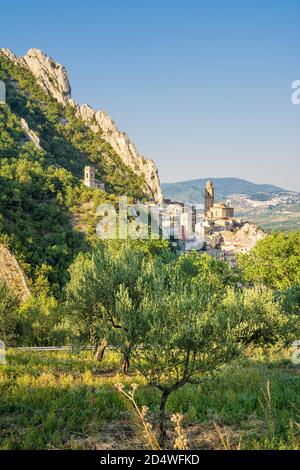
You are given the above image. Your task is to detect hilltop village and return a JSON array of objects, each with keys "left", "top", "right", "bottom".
[
  {"left": 83, "top": 165, "right": 265, "bottom": 263},
  {"left": 160, "top": 180, "right": 265, "bottom": 263}
]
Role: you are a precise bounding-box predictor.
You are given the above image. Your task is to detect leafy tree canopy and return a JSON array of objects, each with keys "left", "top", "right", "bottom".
[{"left": 238, "top": 232, "right": 300, "bottom": 290}]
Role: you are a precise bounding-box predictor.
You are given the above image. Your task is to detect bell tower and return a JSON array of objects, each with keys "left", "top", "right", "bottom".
[{"left": 205, "top": 180, "right": 214, "bottom": 215}]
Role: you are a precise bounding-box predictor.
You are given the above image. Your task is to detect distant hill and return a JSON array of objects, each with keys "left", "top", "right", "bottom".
[{"left": 162, "top": 178, "right": 286, "bottom": 204}]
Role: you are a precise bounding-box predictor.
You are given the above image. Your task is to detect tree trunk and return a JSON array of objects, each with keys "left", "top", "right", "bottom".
[
  {"left": 119, "top": 343, "right": 132, "bottom": 374},
  {"left": 95, "top": 338, "right": 108, "bottom": 362},
  {"left": 159, "top": 390, "right": 170, "bottom": 448},
  {"left": 119, "top": 355, "right": 130, "bottom": 374}
]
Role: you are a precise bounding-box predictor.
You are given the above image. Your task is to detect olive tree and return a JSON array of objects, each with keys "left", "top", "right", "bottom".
[
  {"left": 131, "top": 265, "right": 288, "bottom": 446},
  {"left": 65, "top": 241, "right": 171, "bottom": 372},
  {"left": 238, "top": 232, "right": 300, "bottom": 290},
  {"left": 220, "top": 285, "right": 289, "bottom": 346},
  {"left": 282, "top": 285, "right": 300, "bottom": 316},
  {"left": 132, "top": 265, "right": 240, "bottom": 446}
]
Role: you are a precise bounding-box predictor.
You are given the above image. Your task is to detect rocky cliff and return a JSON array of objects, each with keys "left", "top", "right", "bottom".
[
  {"left": 0, "top": 245, "right": 30, "bottom": 301},
  {"left": 0, "top": 48, "right": 163, "bottom": 203},
  {"left": 222, "top": 223, "right": 266, "bottom": 250}
]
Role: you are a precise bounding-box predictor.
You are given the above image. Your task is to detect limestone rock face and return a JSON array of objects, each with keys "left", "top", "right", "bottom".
[
  {"left": 23, "top": 48, "right": 71, "bottom": 103},
  {"left": 75, "top": 107, "right": 162, "bottom": 202},
  {"left": 20, "top": 118, "right": 42, "bottom": 150},
  {"left": 0, "top": 245, "right": 30, "bottom": 301},
  {"left": 0, "top": 48, "right": 71, "bottom": 103},
  {"left": 233, "top": 223, "right": 266, "bottom": 250},
  {"left": 235, "top": 222, "right": 265, "bottom": 242},
  {"left": 0, "top": 48, "right": 19, "bottom": 63},
  {"left": 0, "top": 48, "right": 163, "bottom": 203}
]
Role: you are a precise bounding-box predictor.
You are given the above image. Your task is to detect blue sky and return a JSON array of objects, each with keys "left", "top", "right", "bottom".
[{"left": 1, "top": 0, "right": 299, "bottom": 190}]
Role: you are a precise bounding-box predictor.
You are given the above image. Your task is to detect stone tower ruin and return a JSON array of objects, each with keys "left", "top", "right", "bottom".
[
  {"left": 84, "top": 166, "right": 96, "bottom": 187},
  {"left": 83, "top": 166, "right": 105, "bottom": 190}
]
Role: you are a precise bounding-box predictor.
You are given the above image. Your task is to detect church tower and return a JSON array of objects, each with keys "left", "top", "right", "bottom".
[{"left": 204, "top": 180, "right": 214, "bottom": 215}]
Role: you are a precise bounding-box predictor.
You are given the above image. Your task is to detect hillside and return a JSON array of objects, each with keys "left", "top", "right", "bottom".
[
  {"left": 0, "top": 48, "right": 163, "bottom": 295},
  {"left": 162, "top": 177, "right": 285, "bottom": 204}
]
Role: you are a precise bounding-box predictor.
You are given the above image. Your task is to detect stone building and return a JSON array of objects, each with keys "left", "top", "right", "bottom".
[
  {"left": 208, "top": 202, "right": 234, "bottom": 219},
  {"left": 204, "top": 180, "right": 234, "bottom": 219},
  {"left": 84, "top": 166, "right": 105, "bottom": 190}
]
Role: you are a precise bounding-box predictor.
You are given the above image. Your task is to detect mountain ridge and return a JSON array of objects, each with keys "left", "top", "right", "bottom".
[
  {"left": 0, "top": 48, "right": 163, "bottom": 203},
  {"left": 162, "top": 177, "right": 293, "bottom": 204}
]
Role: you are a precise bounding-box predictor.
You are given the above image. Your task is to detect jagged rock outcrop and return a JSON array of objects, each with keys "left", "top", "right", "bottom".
[
  {"left": 0, "top": 48, "right": 19, "bottom": 63},
  {"left": 0, "top": 48, "right": 163, "bottom": 203},
  {"left": 20, "top": 118, "right": 42, "bottom": 150},
  {"left": 74, "top": 106, "right": 162, "bottom": 201},
  {"left": 0, "top": 245, "right": 30, "bottom": 301},
  {"left": 23, "top": 48, "right": 71, "bottom": 102},
  {"left": 0, "top": 48, "right": 71, "bottom": 103}
]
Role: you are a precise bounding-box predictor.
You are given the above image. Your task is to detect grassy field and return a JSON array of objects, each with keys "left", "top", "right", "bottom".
[{"left": 1, "top": 348, "right": 300, "bottom": 450}]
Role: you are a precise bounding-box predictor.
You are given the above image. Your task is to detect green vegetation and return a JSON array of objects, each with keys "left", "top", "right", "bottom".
[
  {"left": 0, "top": 281, "right": 20, "bottom": 344},
  {"left": 2, "top": 233, "right": 299, "bottom": 448},
  {"left": 65, "top": 241, "right": 175, "bottom": 371},
  {"left": 64, "top": 243, "right": 295, "bottom": 445},
  {"left": 238, "top": 232, "right": 300, "bottom": 290},
  {"left": 1, "top": 51, "right": 300, "bottom": 451},
  {"left": 1, "top": 348, "right": 300, "bottom": 450},
  {"left": 0, "top": 54, "right": 146, "bottom": 294}
]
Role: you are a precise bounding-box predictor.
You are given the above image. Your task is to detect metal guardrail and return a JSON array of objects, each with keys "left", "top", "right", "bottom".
[
  {"left": 13, "top": 346, "right": 73, "bottom": 352},
  {"left": 11, "top": 346, "right": 100, "bottom": 352},
  {"left": 1, "top": 345, "right": 96, "bottom": 365}
]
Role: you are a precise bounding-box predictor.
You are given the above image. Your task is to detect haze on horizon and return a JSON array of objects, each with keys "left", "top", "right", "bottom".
[{"left": 1, "top": 0, "right": 299, "bottom": 192}]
